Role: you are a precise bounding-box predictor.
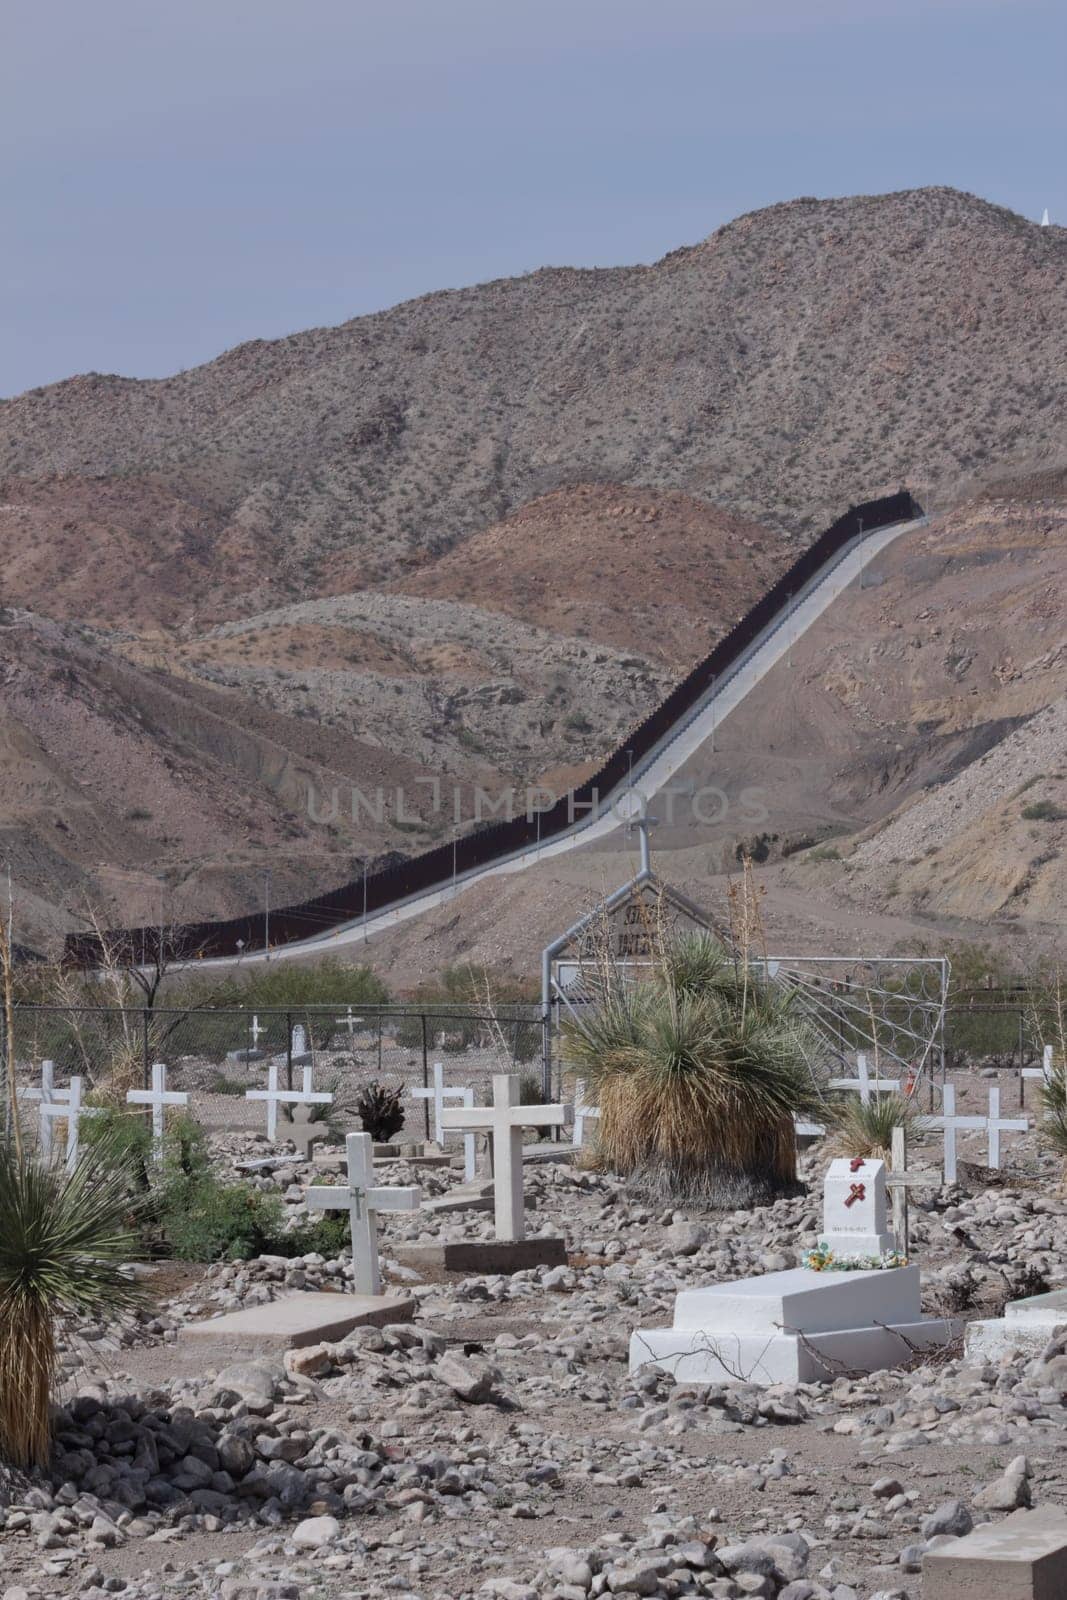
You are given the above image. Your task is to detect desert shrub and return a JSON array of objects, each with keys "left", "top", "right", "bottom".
[
  {"left": 562, "top": 933, "right": 828, "bottom": 1205},
  {"left": 1022, "top": 800, "right": 1066, "bottom": 822},
  {"left": 355, "top": 1080, "right": 405, "bottom": 1143},
  {"left": 163, "top": 1183, "right": 288, "bottom": 1263},
  {"left": 0, "top": 1134, "right": 148, "bottom": 1467},
  {"left": 193, "top": 959, "right": 389, "bottom": 1012},
  {"left": 829, "top": 1092, "right": 914, "bottom": 1161}
]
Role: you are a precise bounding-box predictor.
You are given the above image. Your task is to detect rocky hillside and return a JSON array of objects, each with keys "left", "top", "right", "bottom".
[{"left": 4, "top": 186, "right": 1067, "bottom": 954}]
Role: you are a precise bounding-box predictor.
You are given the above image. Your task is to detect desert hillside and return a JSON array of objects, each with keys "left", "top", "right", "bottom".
[{"left": 3, "top": 186, "right": 1067, "bottom": 956}]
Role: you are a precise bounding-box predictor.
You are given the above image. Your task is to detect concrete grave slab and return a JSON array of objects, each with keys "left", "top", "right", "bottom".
[
  {"left": 966, "top": 1287, "right": 1067, "bottom": 1363},
  {"left": 180, "top": 1291, "right": 416, "bottom": 1352},
  {"left": 422, "top": 1180, "right": 496, "bottom": 1216},
  {"left": 923, "top": 1504, "right": 1067, "bottom": 1599}
]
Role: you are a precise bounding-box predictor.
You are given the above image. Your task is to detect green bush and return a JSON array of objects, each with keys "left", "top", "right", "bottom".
[{"left": 1022, "top": 800, "right": 1066, "bottom": 822}]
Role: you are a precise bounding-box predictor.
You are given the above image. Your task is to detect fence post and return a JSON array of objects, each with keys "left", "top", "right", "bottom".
[
  {"left": 377, "top": 1016, "right": 383, "bottom": 1079},
  {"left": 286, "top": 1011, "right": 293, "bottom": 1093},
  {"left": 420, "top": 1013, "right": 429, "bottom": 1140},
  {"left": 142, "top": 1010, "right": 150, "bottom": 1091}
]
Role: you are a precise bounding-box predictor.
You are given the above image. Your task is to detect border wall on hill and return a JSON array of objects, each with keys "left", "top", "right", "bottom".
[{"left": 64, "top": 489, "right": 921, "bottom": 966}]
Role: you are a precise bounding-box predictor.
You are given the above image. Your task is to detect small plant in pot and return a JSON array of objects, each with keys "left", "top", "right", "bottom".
[{"left": 356, "top": 1080, "right": 405, "bottom": 1144}]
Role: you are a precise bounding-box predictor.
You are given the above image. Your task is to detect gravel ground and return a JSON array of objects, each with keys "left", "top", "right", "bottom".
[{"left": 2, "top": 1100, "right": 1066, "bottom": 1600}]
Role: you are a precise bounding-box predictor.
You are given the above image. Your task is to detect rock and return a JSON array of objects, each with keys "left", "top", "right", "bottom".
[
  {"left": 921, "top": 1498, "right": 973, "bottom": 1539},
  {"left": 666, "top": 1221, "right": 707, "bottom": 1256},
  {"left": 973, "top": 1453, "right": 1032, "bottom": 1510},
  {"left": 871, "top": 1476, "right": 905, "bottom": 1500},
  {"left": 213, "top": 1362, "right": 284, "bottom": 1403},
  {"left": 433, "top": 1351, "right": 496, "bottom": 1403},
  {"left": 290, "top": 1514, "right": 340, "bottom": 1549}
]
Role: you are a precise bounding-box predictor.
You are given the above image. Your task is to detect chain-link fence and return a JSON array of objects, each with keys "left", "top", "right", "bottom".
[{"left": 3, "top": 1003, "right": 544, "bottom": 1142}]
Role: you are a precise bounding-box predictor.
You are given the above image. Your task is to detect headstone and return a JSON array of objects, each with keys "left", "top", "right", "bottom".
[
  {"left": 916, "top": 1083, "right": 986, "bottom": 1184},
  {"left": 440, "top": 1074, "right": 570, "bottom": 1242},
  {"left": 126, "top": 1063, "right": 189, "bottom": 1163},
  {"left": 303, "top": 1132, "right": 421, "bottom": 1295},
  {"left": 245, "top": 1061, "right": 332, "bottom": 1143},
  {"left": 572, "top": 1078, "right": 601, "bottom": 1150},
  {"left": 410, "top": 1061, "right": 467, "bottom": 1146},
  {"left": 821, "top": 1156, "right": 895, "bottom": 1258},
  {"left": 922, "top": 1504, "right": 1067, "bottom": 1598},
  {"left": 886, "top": 1125, "right": 940, "bottom": 1255},
  {"left": 289, "top": 1102, "right": 325, "bottom": 1161},
  {"left": 40, "top": 1075, "right": 103, "bottom": 1170},
  {"left": 986, "top": 1085, "right": 1029, "bottom": 1168},
  {"left": 829, "top": 1052, "right": 901, "bottom": 1104},
  {"left": 291, "top": 1023, "right": 312, "bottom": 1067},
  {"left": 457, "top": 1086, "right": 478, "bottom": 1181},
  {"left": 16, "top": 1059, "right": 64, "bottom": 1160}
]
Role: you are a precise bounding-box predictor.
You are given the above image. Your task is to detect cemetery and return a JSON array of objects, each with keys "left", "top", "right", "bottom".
[{"left": 2, "top": 932, "right": 1067, "bottom": 1600}]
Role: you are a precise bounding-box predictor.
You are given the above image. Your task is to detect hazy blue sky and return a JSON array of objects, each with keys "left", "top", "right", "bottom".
[{"left": 3, "top": 0, "right": 1063, "bottom": 398}]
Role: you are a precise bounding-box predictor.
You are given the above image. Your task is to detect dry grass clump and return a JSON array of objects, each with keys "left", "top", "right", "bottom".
[{"left": 828, "top": 1093, "right": 915, "bottom": 1163}]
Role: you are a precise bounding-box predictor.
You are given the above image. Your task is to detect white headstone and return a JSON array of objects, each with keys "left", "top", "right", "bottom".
[
  {"left": 245, "top": 1061, "right": 332, "bottom": 1144},
  {"left": 291, "top": 1023, "right": 312, "bottom": 1065},
  {"left": 40, "top": 1076, "right": 103, "bottom": 1170},
  {"left": 127, "top": 1062, "right": 190, "bottom": 1162},
  {"left": 304, "top": 1132, "right": 421, "bottom": 1295},
  {"left": 458, "top": 1086, "right": 478, "bottom": 1182},
  {"left": 821, "top": 1157, "right": 895, "bottom": 1257},
  {"left": 916, "top": 1083, "right": 985, "bottom": 1184},
  {"left": 441, "top": 1074, "right": 570, "bottom": 1242},
  {"left": 1041, "top": 207, "right": 1051, "bottom": 226},
  {"left": 829, "top": 1053, "right": 901, "bottom": 1105},
  {"left": 411, "top": 1061, "right": 466, "bottom": 1146}
]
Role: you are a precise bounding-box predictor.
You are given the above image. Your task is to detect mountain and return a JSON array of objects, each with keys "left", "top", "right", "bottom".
[{"left": 2, "top": 186, "right": 1066, "bottom": 956}]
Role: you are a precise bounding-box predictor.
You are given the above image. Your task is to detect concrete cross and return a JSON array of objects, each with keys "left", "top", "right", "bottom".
[
  {"left": 411, "top": 1060, "right": 467, "bottom": 1146},
  {"left": 986, "top": 1085, "right": 1029, "bottom": 1169},
  {"left": 829, "top": 1052, "right": 902, "bottom": 1105},
  {"left": 304, "top": 1131, "right": 421, "bottom": 1295},
  {"left": 916, "top": 1083, "right": 986, "bottom": 1185},
  {"left": 41, "top": 1076, "right": 103, "bottom": 1170},
  {"left": 441, "top": 1073, "right": 570, "bottom": 1242},
  {"left": 127, "top": 1062, "right": 190, "bottom": 1162},
  {"left": 886, "top": 1124, "right": 941, "bottom": 1255},
  {"left": 245, "top": 1061, "right": 332, "bottom": 1143},
  {"left": 572, "top": 1078, "right": 601, "bottom": 1150},
  {"left": 16, "top": 1059, "right": 65, "bottom": 1160}
]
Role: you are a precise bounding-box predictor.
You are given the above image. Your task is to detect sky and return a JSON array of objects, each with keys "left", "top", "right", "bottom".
[{"left": 3, "top": 0, "right": 1064, "bottom": 398}]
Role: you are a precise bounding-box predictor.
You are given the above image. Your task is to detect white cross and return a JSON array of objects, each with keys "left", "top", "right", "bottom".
[
  {"left": 41, "top": 1076, "right": 103, "bottom": 1171},
  {"left": 572, "top": 1079, "right": 601, "bottom": 1150},
  {"left": 245, "top": 1060, "right": 332, "bottom": 1143},
  {"left": 886, "top": 1124, "right": 941, "bottom": 1255},
  {"left": 16, "top": 1059, "right": 64, "bottom": 1161},
  {"left": 441, "top": 1073, "right": 570, "bottom": 1242},
  {"left": 411, "top": 1061, "right": 467, "bottom": 1147},
  {"left": 127, "top": 1062, "right": 190, "bottom": 1162},
  {"left": 986, "top": 1085, "right": 1029, "bottom": 1169},
  {"left": 829, "top": 1052, "right": 902, "bottom": 1105},
  {"left": 916, "top": 1083, "right": 986, "bottom": 1185},
  {"left": 457, "top": 1087, "right": 478, "bottom": 1181},
  {"left": 304, "top": 1132, "right": 421, "bottom": 1295},
  {"left": 250, "top": 1014, "right": 266, "bottom": 1048},
  {"left": 1022, "top": 1045, "right": 1055, "bottom": 1088},
  {"left": 334, "top": 1007, "right": 363, "bottom": 1043}
]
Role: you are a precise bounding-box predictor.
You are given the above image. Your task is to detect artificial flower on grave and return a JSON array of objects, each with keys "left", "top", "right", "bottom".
[{"left": 806, "top": 1240, "right": 908, "bottom": 1272}]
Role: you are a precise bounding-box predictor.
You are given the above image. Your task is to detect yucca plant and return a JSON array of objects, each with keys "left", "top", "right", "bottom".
[
  {"left": 0, "top": 1136, "right": 148, "bottom": 1468},
  {"left": 562, "top": 934, "right": 828, "bottom": 1204},
  {"left": 1040, "top": 1063, "right": 1067, "bottom": 1188},
  {"left": 355, "top": 1080, "right": 405, "bottom": 1144},
  {"left": 829, "top": 1091, "right": 914, "bottom": 1162}
]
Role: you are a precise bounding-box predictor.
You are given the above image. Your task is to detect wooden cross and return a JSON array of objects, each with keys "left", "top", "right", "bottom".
[
  {"left": 41, "top": 1075, "right": 103, "bottom": 1170},
  {"left": 245, "top": 1060, "right": 332, "bottom": 1143},
  {"left": 829, "top": 1052, "right": 901, "bottom": 1105},
  {"left": 411, "top": 1060, "right": 467, "bottom": 1146},
  {"left": 572, "top": 1078, "right": 601, "bottom": 1150},
  {"left": 334, "top": 1006, "right": 363, "bottom": 1044},
  {"left": 886, "top": 1125, "right": 941, "bottom": 1255},
  {"left": 457, "top": 1086, "right": 478, "bottom": 1182},
  {"left": 304, "top": 1132, "right": 421, "bottom": 1295},
  {"left": 127, "top": 1062, "right": 190, "bottom": 1162},
  {"left": 916, "top": 1083, "right": 985, "bottom": 1184},
  {"left": 250, "top": 1013, "right": 266, "bottom": 1048},
  {"left": 986, "top": 1085, "right": 1029, "bottom": 1169},
  {"left": 441, "top": 1074, "right": 570, "bottom": 1242},
  {"left": 16, "top": 1059, "right": 64, "bottom": 1161}
]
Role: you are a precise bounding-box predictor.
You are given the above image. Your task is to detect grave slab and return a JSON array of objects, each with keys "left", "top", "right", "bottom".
[
  {"left": 393, "top": 1238, "right": 567, "bottom": 1274},
  {"left": 966, "top": 1287, "right": 1067, "bottom": 1364},
  {"left": 179, "top": 1291, "right": 416, "bottom": 1351},
  {"left": 422, "top": 1180, "right": 495, "bottom": 1216},
  {"left": 922, "top": 1504, "right": 1067, "bottom": 1599}
]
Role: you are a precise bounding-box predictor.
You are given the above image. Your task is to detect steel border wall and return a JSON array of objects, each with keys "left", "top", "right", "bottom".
[{"left": 65, "top": 489, "right": 921, "bottom": 966}]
